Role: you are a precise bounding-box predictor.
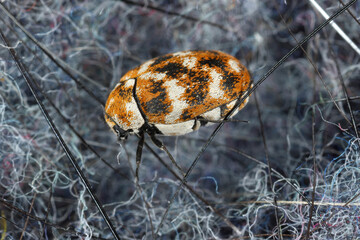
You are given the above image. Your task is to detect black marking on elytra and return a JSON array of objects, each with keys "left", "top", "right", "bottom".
[
  {"left": 150, "top": 55, "right": 173, "bottom": 67},
  {"left": 144, "top": 92, "right": 171, "bottom": 116},
  {"left": 155, "top": 62, "right": 188, "bottom": 79},
  {"left": 185, "top": 75, "right": 209, "bottom": 106},
  {"left": 180, "top": 109, "right": 192, "bottom": 121},
  {"left": 118, "top": 81, "right": 133, "bottom": 101},
  {"left": 194, "top": 75, "right": 210, "bottom": 84},
  {"left": 198, "top": 57, "right": 226, "bottom": 69},
  {"left": 222, "top": 73, "right": 239, "bottom": 98},
  {"left": 187, "top": 69, "right": 197, "bottom": 78},
  {"left": 148, "top": 80, "right": 165, "bottom": 94}
]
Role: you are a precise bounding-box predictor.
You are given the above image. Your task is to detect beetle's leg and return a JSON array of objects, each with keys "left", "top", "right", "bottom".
[
  {"left": 197, "top": 115, "right": 248, "bottom": 125},
  {"left": 135, "top": 130, "right": 145, "bottom": 183},
  {"left": 148, "top": 133, "right": 162, "bottom": 148},
  {"left": 202, "top": 119, "right": 248, "bottom": 123},
  {"left": 148, "top": 133, "right": 185, "bottom": 176}
]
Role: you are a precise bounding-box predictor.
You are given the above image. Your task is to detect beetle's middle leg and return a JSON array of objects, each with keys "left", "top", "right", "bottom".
[
  {"left": 135, "top": 130, "right": 145, "bottom": 183},
  {"left": 148, "top": 132, "right": 185, "bottom": 177}
]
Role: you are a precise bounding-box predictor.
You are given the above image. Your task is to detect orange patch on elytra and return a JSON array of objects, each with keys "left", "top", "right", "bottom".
[
  {"left": 121, "top": 68, "right": 140, "bottom": 80},
  {"left": 105, "top": 80, "right": 134, "bottom": 128}
]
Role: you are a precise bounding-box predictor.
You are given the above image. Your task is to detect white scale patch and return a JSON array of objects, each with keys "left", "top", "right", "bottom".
[
  {"left": 208, "top": 69, "right": 226, "bottom": 100},
  {"left": 163, "top": 79, "right": 188, "bottom": 124},
  {"left": 140, "top": 72, "right": 153, "bottom": 80},
  {"left": 200, "top": 107, "right": 221, "bottom": 121},
  {"left": 155, "top": 120, "right": 195, "bottom": 136},
  {"left": 140, "top": 72, "right": 167, "bottom": 81},
  {"left": 152, "top": 72, "right": 167, "bottom": 81},
  {"left": 172, "top": 51, "right": 192, "bottom": 57},
  {"left": 106, "top": 98, "right": 115, "bottom": 112},
  {"left": 241, "top": 93, "right": 250, "bottom": 106},
  {"left": 182, "top": 57, "right": 197, "bottom": 69},
  {"left": 138, "top": 59, "right": 154, "bottom": 75},
  {"left": 227, "top": 99, "right": 241, "bottom": 118},
  {"left": 228, "top": 59, "right": 241, "bottom": 73},
  {"left": 123, "top": 79, "right": 145, "bottom": 132},
  {"left": 124, "top": 78, "right": 135, "bottom": 87}
]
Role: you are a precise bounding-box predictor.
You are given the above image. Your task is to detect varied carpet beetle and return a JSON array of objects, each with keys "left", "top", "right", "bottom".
[{"left": 105, "top": 50, "right": 252, "bottom": 140}]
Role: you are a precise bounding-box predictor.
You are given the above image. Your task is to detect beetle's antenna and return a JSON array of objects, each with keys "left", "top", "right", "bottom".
[{"left": 155, "top": 0, "right": 358, "bottom": 235}]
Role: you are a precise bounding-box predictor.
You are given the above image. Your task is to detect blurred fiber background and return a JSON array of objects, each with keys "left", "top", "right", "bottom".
[{"left": 0, "top": 0, "right": 359, "bottom": 239}]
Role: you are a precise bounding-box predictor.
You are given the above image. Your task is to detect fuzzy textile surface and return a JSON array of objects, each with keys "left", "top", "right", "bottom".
[{"left": 0, "top": 1, "right": 359, "bottom": 239}]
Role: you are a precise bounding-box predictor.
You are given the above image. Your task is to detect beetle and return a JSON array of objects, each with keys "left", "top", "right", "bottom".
[{"left": 105, "top": 50, "right": 252, "bottom": 140}]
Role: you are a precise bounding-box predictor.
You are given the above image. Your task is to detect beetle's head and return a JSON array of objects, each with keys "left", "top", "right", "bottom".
[{"left": 112, "top": 124, "right": 130, "bottom": 141}]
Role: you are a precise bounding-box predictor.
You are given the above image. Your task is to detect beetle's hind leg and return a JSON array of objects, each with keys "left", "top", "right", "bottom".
[
  {"left": 148, "top": 133, "right": 185, "bottom": 176},
  {"left": 201, "top": 119, "right": 249, "bottom": 123},
  {"left": 135, "top": 130, "right": 145, "bottom": 183}
]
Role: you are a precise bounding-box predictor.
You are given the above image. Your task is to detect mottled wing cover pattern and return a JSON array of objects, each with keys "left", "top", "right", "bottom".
[
  {"left": 134, "top": 50, "right": 251, "bottom": 124},
  {"left": 105, "top": 50, "right": 251, "bottom": 131},
  {"left": 105, "top": 79, "right": 145, "bottom": 131}
]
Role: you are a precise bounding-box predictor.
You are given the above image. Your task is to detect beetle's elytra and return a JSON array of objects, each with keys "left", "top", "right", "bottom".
[{"left": 105, "top": 50, "right": 252, "bottom": 139}]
